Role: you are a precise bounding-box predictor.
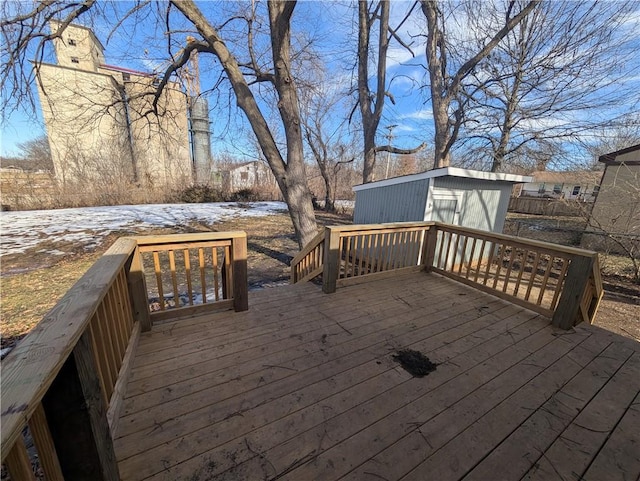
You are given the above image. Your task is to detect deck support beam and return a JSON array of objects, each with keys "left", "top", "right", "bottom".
[
  {"left": 323, "top": 227, "right": 341, "bottom": 294},
  {"left": 232, "top": 235, "right": 248, "bottom": 311},
  {"left": 42, "top": 330, "right": 119, "bottom": 481},
  {"left": 552, "top": 255, "right": 595, "bottom": 329},
  {"left": 127, "top": 247, "right": 151, "bottom": 332}
]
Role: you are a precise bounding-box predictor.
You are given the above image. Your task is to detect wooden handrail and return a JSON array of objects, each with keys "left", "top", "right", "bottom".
[
  {"left": 435, "top": 223, "right": 598, "bottom": 258},
  {"left": 0, "top": 231, "right": 249, "bottom": 480}
]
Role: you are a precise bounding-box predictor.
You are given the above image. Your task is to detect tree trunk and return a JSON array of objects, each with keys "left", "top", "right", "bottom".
[
  {"left": 362, "top": 128, "right": 377, "bottom": 183},
  {"left": 173, "top": 0, "right": 318, "bottom": 249},
  {"left": 359, "top": 0, "right": 390, "bottom": 183}
]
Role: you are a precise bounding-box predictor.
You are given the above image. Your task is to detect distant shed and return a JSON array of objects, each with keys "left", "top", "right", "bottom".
[{"left": 353, "top": 167, "right": 531, "bottom": 233}]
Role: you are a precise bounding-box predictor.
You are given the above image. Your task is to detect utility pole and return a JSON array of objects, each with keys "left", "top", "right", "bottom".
[{"left": 384, "top": 124, "right": 397, "bottom": 180}]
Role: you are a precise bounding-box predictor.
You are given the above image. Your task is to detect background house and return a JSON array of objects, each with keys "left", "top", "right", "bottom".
[
  {"left": 353, "top": 167, "right": 531, "bottom": 233},
  {"left": 582, "top": 144, "right": 640, "bottom": 256},
  {"left": 517, "top": 170, "right": 603, "bottom": 201},
  {"left": 220, "top": 161, "right": 279, "bottom": 197}
]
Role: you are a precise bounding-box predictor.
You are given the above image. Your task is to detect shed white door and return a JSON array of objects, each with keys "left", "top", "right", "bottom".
[
  {"left": 428, "top": 191, "right": 463, "bottom": 225},
  {"left": 428, "top": 191, "right": 464, "bottom": 270}
]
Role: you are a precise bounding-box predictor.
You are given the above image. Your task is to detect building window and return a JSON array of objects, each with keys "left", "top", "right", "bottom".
[
  {"left": 70, "top": 57, "right": 79, "bottom": 64},
  {"left": 240, "top": 172, "right": 249, "bottom": 181},
  {"left": 68, "top": 38, "right": 77, "bottom": 46},
  {"left": 122, "top": 72, "right": 130, "bottom": 82},
  {"left": 538, "top": 183, "right": 545, "bottom": 193},
  {"left": 152, "top": 77, "right": 160, "bottom": 87},
  {"left": 593, "top": 185, "right": 600, "bottom": 193},
  {"left": 572, "top": 185, "right": 581, "bottom": 196},
  {"left": 553, "top": 184, "right": 562, "bottom": 194}
]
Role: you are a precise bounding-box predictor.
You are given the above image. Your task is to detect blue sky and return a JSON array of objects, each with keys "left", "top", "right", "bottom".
[{"left": 2, "top": 1, "right": 639, "bottom": 164}]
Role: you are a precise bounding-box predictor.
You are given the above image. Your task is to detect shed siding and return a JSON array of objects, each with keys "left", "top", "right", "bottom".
[
  {"left": 354, "top": 180, "right": 429, "bottom": 224},
  {"left": 432, "top": 177, "right": 513, "bottom": 233}
]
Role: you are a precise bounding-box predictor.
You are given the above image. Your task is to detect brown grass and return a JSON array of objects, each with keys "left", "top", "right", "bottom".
[{"left": 0, "top": 211, "right": 352, "bottom": 348}]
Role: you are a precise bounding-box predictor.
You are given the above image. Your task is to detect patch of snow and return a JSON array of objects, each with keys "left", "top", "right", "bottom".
[{"left": 0, "top": 202, "right": 288, "bottom": 256}]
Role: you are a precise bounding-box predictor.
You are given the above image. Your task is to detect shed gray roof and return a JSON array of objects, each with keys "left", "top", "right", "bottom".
[{"left": 352, "top": 167, "right": 531, "bottom": 192}]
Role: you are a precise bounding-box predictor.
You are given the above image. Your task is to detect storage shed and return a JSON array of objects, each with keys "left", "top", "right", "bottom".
[{"left": 353, "top": 167, "right": 531, "bottom": 233}]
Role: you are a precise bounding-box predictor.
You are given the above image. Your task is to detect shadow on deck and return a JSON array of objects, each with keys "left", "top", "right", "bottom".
[{"left": 114, "top": 272, "right": 640, "bottom": 481}]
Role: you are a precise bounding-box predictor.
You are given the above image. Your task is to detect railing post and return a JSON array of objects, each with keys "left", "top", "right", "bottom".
[
  {"left": 552, "top": 255, "right": 595, "bottom": 329},
  {"left": 42, "top": 330, "right": 120, "bottom": 481},
  {"left": 232, "top": 234, "right": 248, "bottom": 311},
  {"left": 126, "top": 246, "right": 151, "bottom": 332},
  {"left": 421, "top": 225, "right": 438, "bottom": 271},
  {"left": 323, "top": 227, "right": 340, "bottom": 294}
]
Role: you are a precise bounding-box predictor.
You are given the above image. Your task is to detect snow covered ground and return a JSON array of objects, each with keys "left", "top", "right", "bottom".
[{"left": 0, "top": 202, "right": 288, "bottom": 256}]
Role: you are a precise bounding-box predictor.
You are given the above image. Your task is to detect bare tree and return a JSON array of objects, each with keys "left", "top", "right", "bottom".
[
  {"left": 2, "top": 0, "right": 320, "bottom": 248},
  {"left": 459, "top": 1, "right": 639, "bottom": 173},
  {"left": 418, "top": 0, "right": 538, "bottom": 169},
  {"left": 14, "top": 135, "right": 53, "bottom": 171},
  {"left": 357, "top": 0, "right": 425, "bottom": 183}
]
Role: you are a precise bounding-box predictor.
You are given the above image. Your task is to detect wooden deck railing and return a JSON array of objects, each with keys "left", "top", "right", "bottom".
[
  {"left": 291, "top": 222, "right": 603, "bottom": 329},
  {"left": 135, "top": 232, "right": 248, "bottom": 323},
  {"left": 430, "top": 224, "right": 603, "bottom": 328},
  {"left": 290, "top": 230, "right": 324, "bottom": 283},
  {"left": 0, "top": 232, "right": 248, "bottom": 480}
]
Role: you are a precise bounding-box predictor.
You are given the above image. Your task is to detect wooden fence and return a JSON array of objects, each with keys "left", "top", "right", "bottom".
[
  {"left": 0, "top": 232, "right": 248, "bottom": 480},
  {"left": 291, "top": 222, "right": 603, "bottom": 329}
]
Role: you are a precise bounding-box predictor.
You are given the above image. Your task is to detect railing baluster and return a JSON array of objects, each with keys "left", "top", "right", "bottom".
[
  {"left": 349, "top": 235, "right": 358, "bottom": 277},
  {"left": 28, "top": 403, "right": 64, "bottom": 481},
  {"left": 474, "top": 239, "right": 486, "bottom": 282},
  {"left": 224, "top": 245, "right": 232, "bottom": 299},
  {"left": 104, "top": 288, "right": 124, "bottom": 366},
  {"left": 550, "top": 258, "right": 570, "bottom": 310},
  {"left": 465, "top": 237, "right": 477, "bottom": 279},
  {"left": 98, "top": 303, "right": 119, "bottom": 397},
  {"left": 152, "top": 251, "right": 165, "bottom": 310},
  {"left": 457, "top": 234, "right": 467, "bottom": 274},
  {"left": 183, "top": 248, "right": 194, "bottom": 305},
  {"left": 502, "top": 245, "right": 517, "bottom": 293},
  {"left": 482, "top": 241, "right": 496, "bottom": 286},
  {"left": 4, "top": 436, "right": 36, "bottom": 481},
  {"left": 168, "top": 250, "right": 179, "bottom": 308},
  {"left": 198, "top": 248, "right": 207, "bottom": 303},
  {"left": 87, "top": 320, "right": 109, "bottom": 406},
  {"left": 491, "top": 244, "right": 505, "bottom": 290},
  {"left": 513, "top": 249, "right": 528, "bottom": 297},
  {"left": 524, "top": 252, "right": 541, "bottom": 302},
  {"left": 212, "top": 247, "right": 220, "bottom": 301},
  {"left": 92, "top": 309, "right": 115, "bottom": 399},
  {"left": 536, "top": 255, "right": 554, "bottom": 306}
]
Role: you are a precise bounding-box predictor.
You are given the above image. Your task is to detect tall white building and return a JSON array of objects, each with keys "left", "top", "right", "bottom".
[{"left": 36, "top": 21, "right": 193, "bottom": 189}]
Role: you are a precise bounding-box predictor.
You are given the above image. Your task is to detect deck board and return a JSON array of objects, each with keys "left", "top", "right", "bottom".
[{"left": 114, "top": 272, "right": 640, "bottom": 481}]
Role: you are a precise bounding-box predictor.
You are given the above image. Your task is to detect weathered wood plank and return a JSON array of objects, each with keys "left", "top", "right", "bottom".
[
  {"left": 118, "top": 301, "right": 543, "bottom": 480},
  {"left": 582, "top": 391, "right": 640, "bottom": 481},
  {"left": 522, "top": 351, "right": 640, "bottom": 481},
  {"left": 28, "top": 403, "right": 64, "bottom": 481},
  {"left": 4, "top": 437, "right": 36, "bottom": 481},
  {"left": 464, "top": 338, "right": 635, "bottom": 481}
]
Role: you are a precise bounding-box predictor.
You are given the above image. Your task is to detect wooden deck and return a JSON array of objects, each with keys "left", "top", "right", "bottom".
[{"left": 114, "top": 272, "right": 640, "bottom": 481}]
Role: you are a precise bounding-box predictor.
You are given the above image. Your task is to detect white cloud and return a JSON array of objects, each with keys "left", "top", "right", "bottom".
[{"left": 402, "top": 109, "right": 433, "bottom": 121}]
